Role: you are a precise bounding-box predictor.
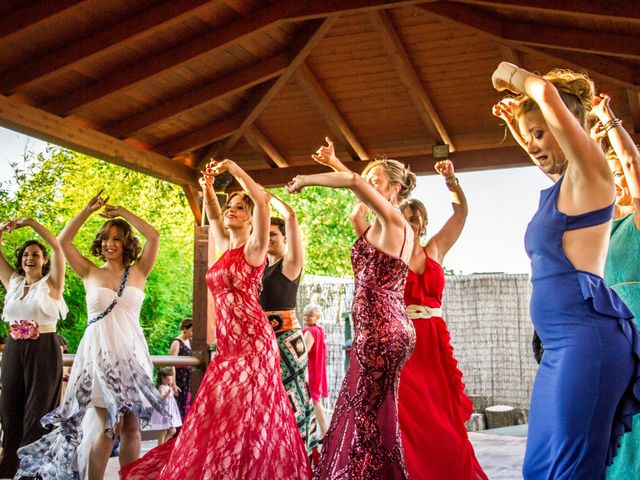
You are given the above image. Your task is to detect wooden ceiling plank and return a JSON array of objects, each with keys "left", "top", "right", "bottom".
[
  {"left": 42, "top": 0, "right": 322, "bottom": 116},
  {"left": 182, "top": 183, "right": 203, "bottom": 224},
  {"left": 497, "top": 44, "right": 520, "bottom": 65},
  {"left": 418, "top": 2, "right": 640, "bottom": 90},
  {"left": 368, "top": 10, "right": 455, "bottom": 150},
  {"left": 503, "top": 22, "right": 640, "bottom": 60},
  {"left": 627, "top": 90, "right": 640, "bottom": 134},
  {"left": 452, "top": 0, "right": 640, "bottom": 23},
  {"left": 215, "top": 17, "right": 339, "bottom": 160},
  {"left": 0, "top": 95, "right": 195, "bottom": 185},
  {"left": 0, "top": 0, "right": 83, "bottom": 39},
  {"left": 245, "top": 146, "right": 529, "bottom": 187},
  {"left": 106, "top": 53, "right": 290, "bottom": 138},
  {"left": 244, "top": 125, "right": 289, "bottom": 167},
  {"left": 295, "top": 62, "right": 369, "bottom": 161},
  {"left": 291, "top": 0, "right": 424, "bottom": 20},
  {"left": 155, "top": 113, "right": 244, "bottom": 158},
  {"left": 2, "top": 0, "right": 218, "bottom": 93}
]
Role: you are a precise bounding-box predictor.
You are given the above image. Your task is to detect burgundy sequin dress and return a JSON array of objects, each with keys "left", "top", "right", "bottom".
[
  {"left": 120, "top": 245, "right": 310, "bottom": 480},
  {"left": 313, "top": 229, "right": 416, "bottom": 480}
]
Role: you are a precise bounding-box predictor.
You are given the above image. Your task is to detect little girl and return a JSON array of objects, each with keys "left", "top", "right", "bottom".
[{"left": 147, "top": 368, "right": 182, "bottom": 445}]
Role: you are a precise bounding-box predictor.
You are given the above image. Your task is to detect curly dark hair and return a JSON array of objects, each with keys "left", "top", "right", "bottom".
[
  {"left": 15, "top": 240, "right": 50, "bottom": 276},
  {"left": 90, "top": 219, "right": 141, "bottom": 266}
]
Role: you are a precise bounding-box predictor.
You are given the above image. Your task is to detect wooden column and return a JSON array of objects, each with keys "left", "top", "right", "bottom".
[{"left": 191, "top": 225, "right": 217, "bottom": 391}]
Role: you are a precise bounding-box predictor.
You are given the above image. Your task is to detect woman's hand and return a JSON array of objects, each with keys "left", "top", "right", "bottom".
[
  {"left": 435, "top": 160, "right": 455, "bottom": 178},
  {"left": 312, "top": 137, "right": 340, "bottom": 167},
  {"left": 492, "top": 62, "right": 519, "bottom": 93},
  {"left": 0, "top": 220, "right": 17, "bottom": 233},
  {"left": 99, "top": 205, "right": 126, "bottom": 219},
  {"left": 590, "top": 121, "right": 607, "bottom": 144},
  {"left": 286, "top": 175, "right": 307, "bottom": 194},
  {"left": 592, "top": 93, "right": 613, "bottom": 122},
  {"left": 492, "top": 98, "right": 518, "bottom": 124},
  {"left": 85, "top": 190, "right": 109, "bottom": 213}
]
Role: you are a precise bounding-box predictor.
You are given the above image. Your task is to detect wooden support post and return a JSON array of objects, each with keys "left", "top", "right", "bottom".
[{"left": 191, "top": 225, "right": 217, "bottom": 391}]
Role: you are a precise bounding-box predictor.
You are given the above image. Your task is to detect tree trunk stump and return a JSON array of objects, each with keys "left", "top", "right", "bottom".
[{"left": 485, "top": 405, "right": 516, "bottom": 429}]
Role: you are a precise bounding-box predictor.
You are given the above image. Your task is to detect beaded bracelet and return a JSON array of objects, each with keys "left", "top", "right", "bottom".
[{"left": 603, "top": 117, "right": 622, "bottom": 134}]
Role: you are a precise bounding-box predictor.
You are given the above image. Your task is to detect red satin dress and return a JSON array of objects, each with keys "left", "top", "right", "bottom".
[
  {"left": 120, "top": 246, "right": 310, "bottom": 480},
  {"left": 398, "top": 250, "right": 487, "bottom": 480}
]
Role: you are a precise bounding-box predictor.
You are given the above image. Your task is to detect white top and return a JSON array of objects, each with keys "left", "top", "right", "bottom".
[{"left": 2, "top": 272, "right": 68, "bottom": 326}]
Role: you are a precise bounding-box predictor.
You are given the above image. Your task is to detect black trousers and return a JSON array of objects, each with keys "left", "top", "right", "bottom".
[{"left": 0, "top": 333, "right": 62, "bottom": 477}]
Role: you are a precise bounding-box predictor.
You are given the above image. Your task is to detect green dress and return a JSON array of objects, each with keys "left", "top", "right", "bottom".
[{"left": 605, "top": 213, "right": 640, "bottom": 479}]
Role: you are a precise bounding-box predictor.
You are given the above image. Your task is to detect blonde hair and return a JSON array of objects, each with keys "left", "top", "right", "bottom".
[
  {"left": 303, "top": 303, "right": 323, "bottom": 320},
  {"left": 362, "top": 158, "right": 416, "bottom": 201},
  {"left": 226, "top": 192, "right": 254, "bottom": 215},
  {"left": 513, "top": 69, "right": 594, "bottom": 130}
]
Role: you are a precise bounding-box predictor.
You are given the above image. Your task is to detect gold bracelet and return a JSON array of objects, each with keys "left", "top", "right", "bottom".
[
  {"left": 509, "top": 67, "right": 518, "bottom": 87},
  {"left": 445, "top": 176, "right": 459, "bottom": 188}
]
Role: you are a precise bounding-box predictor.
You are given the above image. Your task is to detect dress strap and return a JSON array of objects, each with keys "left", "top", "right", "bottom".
[
  {"left": 399, "top": 223, "right": 407, "bottom": 258},
  {"left": 565, "top": 202, "right": 614, "bottom": 231}
]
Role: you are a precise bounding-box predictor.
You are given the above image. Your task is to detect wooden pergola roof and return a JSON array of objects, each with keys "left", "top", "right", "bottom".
[{"left": 1, "top": 0, "right": 639, "bottom": 221}]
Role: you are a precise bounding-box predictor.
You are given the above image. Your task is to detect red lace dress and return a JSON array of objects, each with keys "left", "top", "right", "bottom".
[
  {"left": 121, "top": 246, "right": 310, "bottom": 480},
  {"left": 398, "top": 250, "right": 487, "bottom": 480},
  {"left": 313, "top": 230, "right": 416, "bottom": 480}
]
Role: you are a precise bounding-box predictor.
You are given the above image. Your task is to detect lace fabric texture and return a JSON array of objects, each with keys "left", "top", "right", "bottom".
[
  {"left": 121, "top": 245, "right": 310, "bottom": 480},
  {"left": 313, "top": 234, "right": 415, "bottom": 480}
]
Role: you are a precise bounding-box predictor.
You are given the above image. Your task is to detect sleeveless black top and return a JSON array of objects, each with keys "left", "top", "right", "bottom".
[{"left": 259, "top": 258, "right": 301, "bottom": 311}]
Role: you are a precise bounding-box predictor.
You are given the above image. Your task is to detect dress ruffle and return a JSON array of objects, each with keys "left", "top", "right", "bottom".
[
  {"left": 37, "top": 278, "right": 69, "bottom": 319},
  {"left": 577, "top": 272, "right": 640, "bottom": 465}
]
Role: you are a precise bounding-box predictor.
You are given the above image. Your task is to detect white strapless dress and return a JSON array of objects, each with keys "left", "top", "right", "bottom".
[{"left": 16, "top": 286, "right": 166, "bottom": 480}]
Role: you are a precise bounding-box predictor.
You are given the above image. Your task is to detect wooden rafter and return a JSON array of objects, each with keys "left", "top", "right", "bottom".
[
  {"left": 106, "top": 54, "right": 290, "bottom": 139},
  {"left": 291, "top": 0, "right": 424, "bottom": 20},
  {"left": 182, "top": 184, "right": 203, "bottom": 225},
  {"left": 155, "top": 113, "right": 244, "bottom": 158},
  {"left": 213, "top": 17, "right": 339, "bottom": 161},
  {"left": 245, "top": 146, "right": 528, "bottom": 187},
  {"left": 0, "top": 0, "right": 82, "bottom": 39},
  {"left": 452, "top": 0, "right": 640, "bottom": 23},
  {"left": 502, "top": 22, "right": 640, "bottom": 61},
  {"left": 1, "top": 0, "right": 216, "bottom": 93},
  {"left": 42, "top": 0, "right": 323, "bottom": 116},
  {"left": 244, "top": 126, "right": 289, "bottom": 167},
  {"left": 368, "top": 10, "right": 455, "bottom": 150},
  {"left": 0, "top": 95, "right": 195, "bottom": 185},
  {"left": 418, "top": 2, "right": 640, "bottom": 90},
  {"left": 627, "top": 90, "right": 640, "bottom": 134},
  {"left": 497, "top": 44, "right": 521, "bottom": 65},
  {"left": 295, "top": 62, "right": 369, "bottom": 161}
]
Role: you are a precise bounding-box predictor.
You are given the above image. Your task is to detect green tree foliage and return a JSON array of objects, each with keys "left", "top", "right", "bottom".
[
  {"left": 270, "top": 187, "right": 357, "bottom": 277},
  {"left": 0, "top": 148, "right": 193, "bottom": 354}
]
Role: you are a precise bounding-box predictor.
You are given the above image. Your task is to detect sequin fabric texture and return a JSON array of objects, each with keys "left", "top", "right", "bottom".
[
  {"left": 313, "top": 233, "right": 416, "bottom": 480},
  {"left": 120, "top": 245, "right": 310, "bottom": 480}
]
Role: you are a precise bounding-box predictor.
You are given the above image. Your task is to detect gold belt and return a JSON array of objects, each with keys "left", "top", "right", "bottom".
[{"left": 406, "top": 304, "right": 442, "bottom": 320}]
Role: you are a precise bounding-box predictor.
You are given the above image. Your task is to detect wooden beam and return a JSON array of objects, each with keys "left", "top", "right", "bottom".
[
  {"left": 0, "top": 95, "right": 195, "bottom": 186},
  {"left": 418, "top": 2, "right": 640, "bottom": 90},
  {"left": 216, "top": 17, "right": 339, "bottom": 159},
  {"left": 296, "top": 62, "right": 369, "bottom": 161},
  {"left": 0, "top": 0, "right": 82, "bottom": 39},
  {"left": 291, "top": 0, "right": 423, "bottom": 20},
  {"left": 627, "top": 90, "right": 640, "bottom": 134},
  {"left": 2, "top": 0, "right": 216, "bottom": 93},
  {"left": 503, "top": 22, "right": 640, "bottom": 61},
  {"left": 368, "top": 10, "right": 455, "bottom": 150},
  {"left": 244, "top": 126, "right": 289, "bottom": 167},
  {"left": 452, "top": 0, "right": 640, "bottom": 23},
  {"left": 497, "top": 44, "right": 520, "bottom": 65},
  {"left": 106, "top": 54, "right": 290, "bottom": 139},
  {"left": 245, "top": 146, "right": 530, "bottom": 187},
  {"left": 42, "top": 0, "right": 325, "bottom": 116},
  {"left": 155, "top": 113, "right": 244, "bottom": 158},
  {"left": 182, "top": 184, "right": 203, "bottom": 224}
]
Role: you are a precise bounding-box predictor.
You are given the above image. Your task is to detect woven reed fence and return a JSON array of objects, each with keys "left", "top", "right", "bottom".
[{"left": 296, "top": 273, "right": 538, "bottom": 412}]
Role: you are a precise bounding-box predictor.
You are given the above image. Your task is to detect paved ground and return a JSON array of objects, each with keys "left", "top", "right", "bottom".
[{"left": 106, "top": 431, "right": 526, "bottom": 479}]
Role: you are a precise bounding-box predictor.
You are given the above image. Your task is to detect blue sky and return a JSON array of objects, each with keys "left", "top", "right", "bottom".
[{"left": 0, "top": 127, "right": 549, "bottom": 274}]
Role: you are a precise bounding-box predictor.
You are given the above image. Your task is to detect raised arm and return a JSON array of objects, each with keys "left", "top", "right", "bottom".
[
  {"left": 199, "top": 165, "right": 230, "bottom": 253},
  {"left": 100, "top": 205, "right": 160, "bottom": 278},
  {"left": 268, "top": 192, "right": 303, "bottom": 280},
  {"left": 286, "top": 170, "right": 405, "bottom": 232},
  {"left": 0, "top": 220, "right": 17, "bottom": 288},
  {"left": 350, "top": 202, "right": 371, "bottom": 237},
  {"left": 425, "top": 161, "right": 468, "bottom": 264},
  {"left": 493, "top": 62, "right": 611, "bottom": 201},
  {"left": 58, "top": 191, "right": 107, "bottom": 279},
  {"left": 209, "top": 160, "right": 270, "bottom": 267},
  {"left": 311, "top": 137, "right": 349, "bottom": 172},
  {"left": 592, "top": 94, "right": 640, "bottom": 228},
  {"left": 15, "top": 218, "right": 65, "bottom": 298}
]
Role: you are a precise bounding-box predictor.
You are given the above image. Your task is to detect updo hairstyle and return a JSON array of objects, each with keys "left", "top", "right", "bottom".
[{"left": 362, "top": 158, "right": 417, "bottom": 201}]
